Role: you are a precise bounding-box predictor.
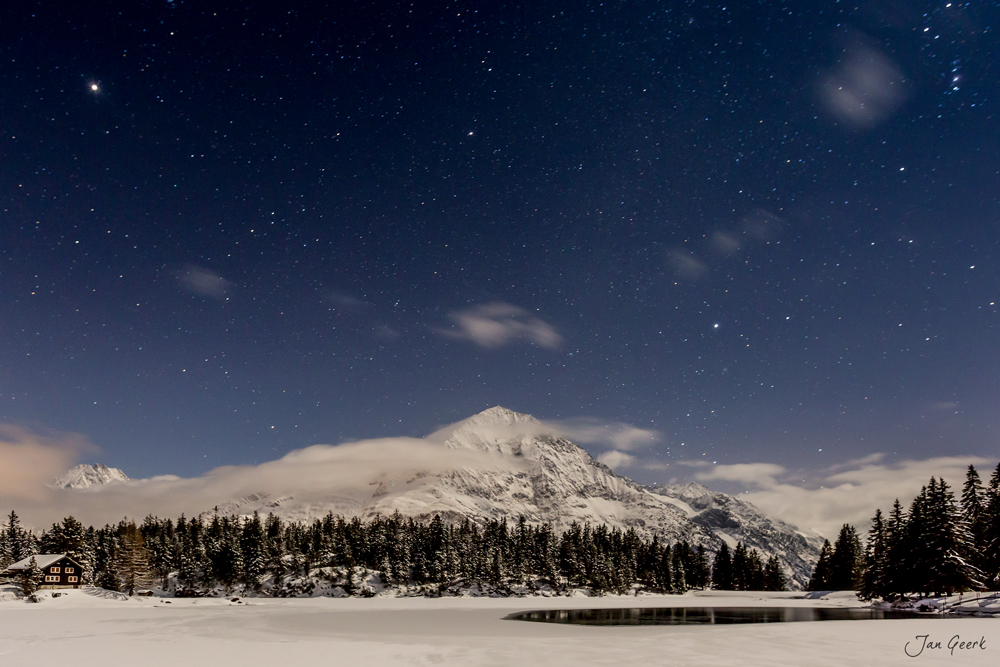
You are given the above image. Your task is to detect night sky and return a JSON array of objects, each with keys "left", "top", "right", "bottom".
[{"left": 2, "top": 0, "right": 998, "bottom": 483}]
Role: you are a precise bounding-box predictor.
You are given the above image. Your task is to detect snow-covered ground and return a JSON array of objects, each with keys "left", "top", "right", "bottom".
[{"left": 1, "top": 587, "right": 997, "bottom": 666}]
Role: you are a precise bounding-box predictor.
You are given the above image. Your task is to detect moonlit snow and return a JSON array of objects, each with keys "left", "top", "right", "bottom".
[{"left": 1, "top": 587, "right": 996, "bottom": 666}]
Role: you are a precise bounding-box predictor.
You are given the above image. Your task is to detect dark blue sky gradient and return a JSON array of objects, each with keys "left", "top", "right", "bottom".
[{"left": 1, "top": 0, "right": 998, "bottom": 479}]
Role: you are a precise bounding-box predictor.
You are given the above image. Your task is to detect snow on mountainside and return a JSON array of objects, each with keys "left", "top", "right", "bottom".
[
  {"left": 646, "top": 481, "right": 827, "bottom": 588},
  {"left": 51, "top": 463, "right": 131, "bottom": 489},
  {"left": 208, "top": 406, "right": 822, "bottom": 587}
]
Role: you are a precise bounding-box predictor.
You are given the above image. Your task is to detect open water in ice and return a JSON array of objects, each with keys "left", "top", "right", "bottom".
[{"left": 506, "top": 606, "right": 936, "bottom": 625}]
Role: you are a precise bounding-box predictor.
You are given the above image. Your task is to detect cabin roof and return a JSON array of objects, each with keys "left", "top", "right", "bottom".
[{"left": 5, "top": 554, "right": 81, "bottom": 571}]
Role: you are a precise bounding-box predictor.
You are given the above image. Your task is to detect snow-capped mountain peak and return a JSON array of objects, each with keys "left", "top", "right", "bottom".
[
  {"left": 465, "top": 406, "right": 539, "bottom": 426},
  {"left": 49, "top": 408, "right": 824, "bottom": 587},
  {"left": 52, "top": 463, "right": 131, "bottom": 489}
]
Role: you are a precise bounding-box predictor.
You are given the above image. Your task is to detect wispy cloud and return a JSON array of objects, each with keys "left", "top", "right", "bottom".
[
  {"left": 691, "top": 454, "right": 994, "bottom": 540},
  {"left": 0, "top": 424, "right": 96, "bottom": 504},
  {"left": 667, "top": 250, "right": 708, "bottom": 281},
  {"left": 548, "top": 418, "right": 662, "bottom": 472},
  {"left": 435, "top": 302, "right": 563, "bottom": 349},
  {"left": 547, "top": 418, "right": 660, "bottom": 452},
  {"left": 178, "top": 265, "right": 232, "bottom": 299},
  {"left": 696, "top": 462, "right": 786, "bottom": 488},
  {"left": 816, "top": 36, "right": 910, "bottom": 129},
  {"left": 597, "top": 450, "right": 637, "bottom": 470},
  {"left": 6, "top": 436, "right": 521, "bottom": 529}
]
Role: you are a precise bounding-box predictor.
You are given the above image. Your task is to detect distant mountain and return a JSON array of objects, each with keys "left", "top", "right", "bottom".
[
  {"left": 208, "top": 406, "right": 824, "bottom": 587},
  {"left": 51, "top": 463, "right": 131, "bottom": 489},
  {"left": 645, "top": 481, "right": 826, "bottom": 589}
]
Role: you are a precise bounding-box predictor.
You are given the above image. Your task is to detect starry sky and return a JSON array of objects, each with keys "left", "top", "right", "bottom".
[{"left": 2, "top": 0, "right": 998, "bottom": 483}]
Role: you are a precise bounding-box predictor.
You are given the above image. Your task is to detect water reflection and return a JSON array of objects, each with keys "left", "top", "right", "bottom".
[{"left": 507, "top": 607, "right": 929, "bottom": 626}]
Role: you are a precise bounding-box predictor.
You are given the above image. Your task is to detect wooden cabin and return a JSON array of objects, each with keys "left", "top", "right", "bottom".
[{"left": 3, "top": 554, "right": 84, "bottom": 588}]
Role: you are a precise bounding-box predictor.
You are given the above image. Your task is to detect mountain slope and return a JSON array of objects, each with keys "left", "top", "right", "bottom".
[
  {"left": 51, "top": 463, "right": 131, "bottom": 489},
  {"left": 646, "top": 481, "right": 826, "bottom": 588},
  {"left": 211, "top": 406, "right": 822, "bottom": 587}
]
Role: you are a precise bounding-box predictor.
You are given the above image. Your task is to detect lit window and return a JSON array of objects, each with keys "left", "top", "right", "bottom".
[
  {"left": 65, "top": 567, "right": 74, "bottom": 573},
  {"left": 67, "top": 576, "right": 79, "bottom": 583},
  {"left": 45, "top": 575, "right": 58, "bottom": 582},
  {"left": 50, "top": 567, "right": 61, "bottom": 573}
]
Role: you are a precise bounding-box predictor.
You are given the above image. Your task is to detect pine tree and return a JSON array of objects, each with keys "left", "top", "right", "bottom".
[
  {"left": 669, "top": 544, "right": 687, "bottom": 593},
  {"left": 884, "top": 498, "right": 908, "bottom": 596},
  {"left": 924, "top": 477, "right": 981, "bottom": 594},
  {"left": 961, "top": 465, "right": 987, "bottom": 560},
  {"left": 807, "top": 540, "right": 832, "bottom": 591},
  {"left": 692, "top": 545, "right": 710, "bottom": 589},
  {"left": 5, "top": 511, "right": 33, "bottom": 564},
  {"left": 731, "top": 542, "right": 750, "bottom": 591},
  {"left": 763, "top": 555, "right": 786, "bottom": 591},
  {"left": 19, "top": 555, "right": 42, "bottom": 599},
  {"left": 828, "top": 524, "right": 863, "bottom": 590},
  {"left": 115, "top": 522, "right": 153, "bottom": 596},
  {"left": 40, "top": 516, "right": 94, "bottom": 584},
  {"left": 860, "top": 509, "right": 889, "bottom": 601},
  {"left": 711, "top": 543, "right": 733, "bottom": 590},
  {"left": 240, "top": 513, "right": 266, "bottom": 591},
  {"left": 984, "top": 463, "right": 1000, "bottom": 588}
]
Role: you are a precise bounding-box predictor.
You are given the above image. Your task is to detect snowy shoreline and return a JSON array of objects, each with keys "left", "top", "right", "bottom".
[{"left": 2, "top": 587, "right": 997, "bottom": 666}]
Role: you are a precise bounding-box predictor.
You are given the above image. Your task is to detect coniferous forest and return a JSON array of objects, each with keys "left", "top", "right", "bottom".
[
  {"left": 1, "top": 509, "right": 787, "bottom": 597},
  {"left": 807, "top": 463, "right": 1000, "bottom": 600}
]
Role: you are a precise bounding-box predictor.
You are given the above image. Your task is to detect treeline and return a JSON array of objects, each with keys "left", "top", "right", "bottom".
[
  {"left": 1, "top": 510, "right": 786, "bottom": 596},
  {"left": 807, "top": 463, "right": 1000, "bottom": 600}
]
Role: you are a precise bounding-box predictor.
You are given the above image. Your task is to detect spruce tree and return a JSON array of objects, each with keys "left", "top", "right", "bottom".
[
  {"left": 924, "top": 477, "right": 981, "bottom": 594},
  {"left": 731, "top": 542, "right": 749, "bottom": 591},
  {"left": 961, "top": 465, "right": 987, "bottom": 558},
  {"left": 711, "top": 542, "right": 733, "bottom": 590},
  {"left": 763, "top": 555, "right": 786, "bottom": 591},
  {"left": 828, "top": 524, "right": 863, "bottom": 590},
  {"left": 859, "top": 509, "right": 889, "bottom": 601},
  {"left": 984, "top": 463, "right": 1000, "bottom": 588},
  {"left": 0, "top": 523, "right": 9, "bottom": 570},
  {"left": 240, "top": 512, "right": 266, "bottom": 591},
  {"left": 692, "top": 545, "right": 710, "bottom": 589},
  {"left": 884, "top": 498, "right": 907, "bottom": 596},
  {"left": 5, "top": 511, "right": 33, "bottom": 564},
  {"left": 807, "top": 540, "right": 832, "bottom": 591},
  {"left": 19, "top": 555, "right": 42, "bottom": 599},
  {"left": 669, "top": 544, "right": 687, "bottom": 593}
]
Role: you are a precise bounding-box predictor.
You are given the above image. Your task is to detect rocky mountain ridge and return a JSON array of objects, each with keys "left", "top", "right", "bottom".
[{"left": 54, "top": 407, "right": 823, "bottom": 587}]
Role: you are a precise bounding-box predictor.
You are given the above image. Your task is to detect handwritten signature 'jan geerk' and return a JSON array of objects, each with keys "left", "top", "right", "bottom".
[{"left": 905, "top": 634, "right": 987, "bottom": 658}]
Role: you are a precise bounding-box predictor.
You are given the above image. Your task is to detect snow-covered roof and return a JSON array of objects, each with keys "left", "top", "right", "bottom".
[{"left": 5, "top": 554, "right": 79, "bottom": 571}]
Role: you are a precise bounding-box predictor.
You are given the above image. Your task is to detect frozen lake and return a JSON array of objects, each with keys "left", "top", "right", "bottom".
[{"left": 1, "top": 588, "right": 996, "bottom": 666}]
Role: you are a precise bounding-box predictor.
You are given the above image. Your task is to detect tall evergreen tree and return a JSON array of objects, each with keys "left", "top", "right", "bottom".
[
  {"left": 115, "top": 522, "right": 153, "bottom": 596},
  {"left": 731, "top": 542, "right": 750, "bottom": 591},
  {"left": 961, "top": 465, "right": 987, "bottom": 562},
  {"left": 884, "top": 498, "right": 908, "bottom": 595},
  {"left": 692, "top": 545, "right": 710, "bottom": 589},
  {"left": 984, "top": 463, "right": 1000, "bottom": 587},
  {"left": 807, "top": 540, "right": 833, "bottom": 591},
  {"left": 711, "top": 543, "right": 733, "bottom": 590},
  {"left": 19, "top": 555, "right": 42, "bottom": 599},
  {"left": 763, "top": 555, "right": 786, "bottom": 591},
  {"left": 4, "top": 511, "right": 33, "bottom": 564},
  {"left": 924, "top": 477, "right": 981, "bottom": 594},
  {"left": 828, "top": 524, "right": 863, "bottom": 590},
  {"left": 40, "top": 516, "right": 94, "bottom": 584},
  {"left": 240, "top": 512, "right": 266, "bottom": 590},
  {"left": 859, "top": 509, "right": 889, "bottom": 601}
]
